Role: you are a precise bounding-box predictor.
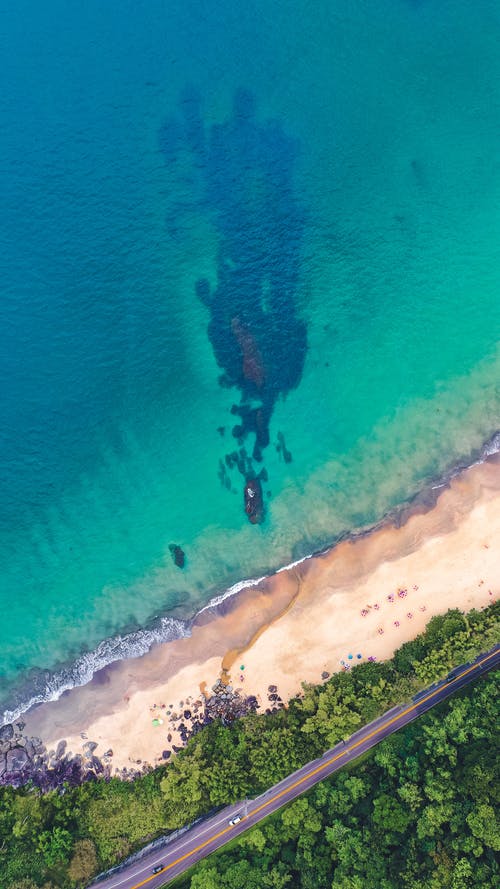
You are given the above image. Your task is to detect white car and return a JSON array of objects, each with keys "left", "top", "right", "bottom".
[{"left": 229, "top": 814, "right": 242, "bottom": 826}]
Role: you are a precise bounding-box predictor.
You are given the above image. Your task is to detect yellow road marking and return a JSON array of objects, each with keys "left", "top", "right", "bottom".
[{"left": 128, "top": 649, "right": 497, "bottom": 889}]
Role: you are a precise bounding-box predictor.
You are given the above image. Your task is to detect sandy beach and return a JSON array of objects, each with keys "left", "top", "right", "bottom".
[{"left": 23, "top": 453, "right": 500, "bottom": 772}]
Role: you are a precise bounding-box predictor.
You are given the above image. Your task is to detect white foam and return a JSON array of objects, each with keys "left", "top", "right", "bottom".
[
  {"left": 198, "top": 574, "right": 268, "bottom": 613},
  {"left": 1, "top": 616, "right": 190, "bottom": 726},
  {"left": 198, "top": 550, "right": 317, "bottom": 615}
]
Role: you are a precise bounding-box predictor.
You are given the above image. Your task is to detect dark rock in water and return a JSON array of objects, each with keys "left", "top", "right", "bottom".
[
  {"left": 0, "top": 724, "right": 14, "bottom": 743},
  {"left": 217, "top": 426, "right": 225, "bottom": 437},
  {"left": 244, "top": 477, "right": 264, "bottom": 524},
  {"left": 169, "top": 544, "right": 185, "bottom": 569}
]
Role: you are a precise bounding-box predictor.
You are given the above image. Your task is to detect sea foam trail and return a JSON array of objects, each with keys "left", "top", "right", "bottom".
[{"left": 2, "top": 430, "right": 499, "bottom": 728}]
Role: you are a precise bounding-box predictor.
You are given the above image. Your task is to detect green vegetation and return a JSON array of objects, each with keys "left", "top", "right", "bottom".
[
  {"left": 0, "top": 602, "right": 498, "bottom": 888},
  {"left": 175, "top": 673, "right": 499, "bottom": 889}
]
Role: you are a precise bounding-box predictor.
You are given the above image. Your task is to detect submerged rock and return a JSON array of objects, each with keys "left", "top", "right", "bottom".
[
  {"left": 169, "top": 544, "right": 185, "bottom": 569},
  {"left": 244, "top": 477, "right": 265, "bottom": 524}
]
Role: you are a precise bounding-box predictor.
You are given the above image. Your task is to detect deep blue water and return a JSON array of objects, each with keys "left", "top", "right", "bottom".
[{"left": 1, "top": 0, "right": 500, "bottom": 719}]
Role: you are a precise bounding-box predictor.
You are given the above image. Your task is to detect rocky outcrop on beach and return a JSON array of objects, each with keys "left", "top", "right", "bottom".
[
  {"left": 0, "top": 678, "right": 283, "bottom": 788},
  {"left": 0, "top": 721, "right": 117, "bottom": 790},
  {"left": 148, "top": 680, "right": 261, "bottom": 766}
]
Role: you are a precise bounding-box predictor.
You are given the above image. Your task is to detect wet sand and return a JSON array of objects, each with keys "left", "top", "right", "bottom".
[{"left": 24, "top": 454, "right": 500, "bottom": 771}]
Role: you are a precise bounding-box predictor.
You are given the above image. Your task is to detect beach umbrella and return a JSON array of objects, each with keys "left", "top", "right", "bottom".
[
  {"left": 348, "top": 654, "right": 353, "bottom": 659},
  {"left": 357, "top": 653, "right": 362, "bottom": 659},
  {"left": 240, "top": 665, "right": 245, "bottom": 670}
]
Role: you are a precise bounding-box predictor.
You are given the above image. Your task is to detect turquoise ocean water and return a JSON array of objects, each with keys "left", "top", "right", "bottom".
[{"left": 1, "top": 0, "right": 500, "bottom": 720}]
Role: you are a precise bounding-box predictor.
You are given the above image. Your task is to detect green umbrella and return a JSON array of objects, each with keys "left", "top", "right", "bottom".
[{"left": 240, "top": 664, "right": 245, "bottom": 670}]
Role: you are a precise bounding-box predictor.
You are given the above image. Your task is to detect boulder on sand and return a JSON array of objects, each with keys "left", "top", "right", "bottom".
[
  {"left": 6, "top": 747, "right": 29, "bottom": 774},
  {"left": 0, "top": 724, "right": 14, "bottom": 743}
]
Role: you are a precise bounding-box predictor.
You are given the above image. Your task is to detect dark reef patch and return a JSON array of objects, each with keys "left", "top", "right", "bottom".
[
  {"left": 169, "top": 544, "right": 185, "bottom": 569},
  {"left": 161, "top": 88, "right": 307, "bottom": 521}
]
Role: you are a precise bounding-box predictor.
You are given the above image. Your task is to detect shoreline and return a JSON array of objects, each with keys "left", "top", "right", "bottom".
[
  {"left": 17, "top": 441, "right": 500, "bottom": 775},
  {"left": 2, "top": 430, "right": 499, "bottom": 729}
]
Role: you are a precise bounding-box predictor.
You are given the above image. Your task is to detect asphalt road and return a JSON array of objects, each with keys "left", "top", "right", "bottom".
[{"left": 89, "top": 644, "right": 499, "bottom": 889}]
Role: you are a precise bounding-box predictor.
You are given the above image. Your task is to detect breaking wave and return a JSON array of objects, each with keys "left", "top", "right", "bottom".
[{"left": 1, "top": 616, "right": 190, "bottom": 726}]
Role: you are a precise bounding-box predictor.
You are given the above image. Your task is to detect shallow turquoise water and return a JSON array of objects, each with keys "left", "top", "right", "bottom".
[{"left": 1, "top": 0, "right": 499, "bottom": 717}]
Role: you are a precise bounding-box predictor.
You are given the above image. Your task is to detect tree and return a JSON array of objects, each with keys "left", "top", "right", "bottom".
[
  {"left": 36, "top": 827, "right": 73, "bottom": 867},
  {"left": 451, "top": 857, "right": 473, "bottom": 889},
  {"left": 10, "top": 793, "right": 44, "bottom": 842},
  {"left": 372, "top": 793, "right": 412, "bottom": 836},
  {"left": 189, "top": 864, "right": 221, "bottom": 889},
  {"left": 67, "top": 838, "right": 99, "bottom": 884},
  {"left": 7, "top": 880, "right": 38, "bottom": 889},
  {"left": 466, "top": 804, "right": 500, "bottom": 851},
  {"left": 262, "top": 865, "right": 293, "bottom": 887}
]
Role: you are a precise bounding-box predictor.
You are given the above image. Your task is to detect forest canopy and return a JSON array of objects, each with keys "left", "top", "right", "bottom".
[{"left": 0, "top": 601, "right": 498, "bottom": 889}]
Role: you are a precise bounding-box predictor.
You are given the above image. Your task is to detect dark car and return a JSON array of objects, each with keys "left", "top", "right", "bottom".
[{"left": 153, "top": 864, "right": 166, "bottom": 874}]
